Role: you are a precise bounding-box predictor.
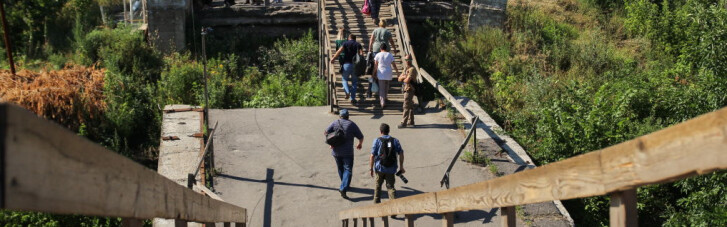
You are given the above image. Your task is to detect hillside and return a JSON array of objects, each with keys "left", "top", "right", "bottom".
[{"left": 412, "top": 0, "right": 727, "bottom": 225}]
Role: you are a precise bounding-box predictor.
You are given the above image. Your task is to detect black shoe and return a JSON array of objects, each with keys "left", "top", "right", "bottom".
[
  {"left": 351, "top": 99, "right": 357, "bottom": 105},
  {"left": 339, "top": 190, "right": 349, "bottom": 199},
  {"left": 397, "top": 123, "right": 406, "bottom": 128}
]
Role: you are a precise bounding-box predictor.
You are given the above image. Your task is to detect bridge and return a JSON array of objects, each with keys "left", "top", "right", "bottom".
[{"left": 2, "top": 0, "right": 727, "bottom": 227}]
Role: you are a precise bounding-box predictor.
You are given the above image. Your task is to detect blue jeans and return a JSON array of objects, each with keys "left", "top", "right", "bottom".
[
  {"left": 341, "top": 63, "right": 357, "bottom": 100},
  {"left": 334, "top": 156, "right": 354, "bottom": 192}
]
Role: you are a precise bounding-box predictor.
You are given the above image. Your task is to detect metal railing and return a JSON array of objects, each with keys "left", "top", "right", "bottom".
[
  {"left": 0, "top": 103, "right": 247, "bottom": 226},
  {"left": 188, "top": 121, "right": 219, "bottom": 189}
]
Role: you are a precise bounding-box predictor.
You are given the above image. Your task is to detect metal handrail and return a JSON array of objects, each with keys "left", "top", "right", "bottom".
[{"left": 188, "top": 121, "right": 219, "bottom": 189}]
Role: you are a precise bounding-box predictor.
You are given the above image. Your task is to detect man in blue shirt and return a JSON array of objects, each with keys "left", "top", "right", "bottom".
[
  {"left": 369, "top": 123, "right": 405, "bottom": 203},
  {"left": 324, "top": 109, "right": 364, "bottom": 199}
]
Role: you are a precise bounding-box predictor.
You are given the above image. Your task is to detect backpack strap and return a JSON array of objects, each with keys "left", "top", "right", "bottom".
[{"left": 336, "top": 119, "right": 344, "bottom": 132}]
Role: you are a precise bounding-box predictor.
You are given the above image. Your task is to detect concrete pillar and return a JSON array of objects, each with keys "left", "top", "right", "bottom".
[
  {"left": 467, "top": 0, "right": 507, "bottom": 30},
  {"left": 148, "top": 0, "right": 190, "bottom": 53}
]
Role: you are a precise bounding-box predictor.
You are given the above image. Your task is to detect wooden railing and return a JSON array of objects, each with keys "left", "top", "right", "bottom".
[
  {"left": 338, "top": 1, "right": 727, "bottom": 226},
  {"left": 339, "top": 105, "right": 727, "bottom": 226},
  {"left": 0, "top": 103, "right": 247, "bottom": 226},
  {"left": 318, "top": 0, "right": 337, "bottom": 113}
]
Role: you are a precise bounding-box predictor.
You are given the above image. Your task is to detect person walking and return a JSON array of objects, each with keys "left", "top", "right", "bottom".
[
  {"left": 368, "top": 0, "right": 381, "bottom": 24},
  {"left": 369, "top": 123, "right": 405, "bottom": 203},
  {"left": 368, "top": 20, "right": 397, "bottom": 57},
  {"left": 331, "top": 34, "right": 364, "bottom": 104},
  {"left": 324, "top": 109, "right": 364, "bottom": 199},
  {"left": 373, "top": 43, "right": 398, "bottom": 108},
  {"left": 334, "top": 28, "right": 347, "bottom": 73},
  {"left": 398, "top": 54, "right": 417, "bottom": 128}
]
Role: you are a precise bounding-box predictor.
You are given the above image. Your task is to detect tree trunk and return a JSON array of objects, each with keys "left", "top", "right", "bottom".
[{"left": 99, "top": 5, "right": 107, "bottom": 25}]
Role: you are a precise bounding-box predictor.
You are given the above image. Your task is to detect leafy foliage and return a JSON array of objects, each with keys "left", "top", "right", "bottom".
[{"left": 414, "top": 0, "right": 727, "bottom": 225}]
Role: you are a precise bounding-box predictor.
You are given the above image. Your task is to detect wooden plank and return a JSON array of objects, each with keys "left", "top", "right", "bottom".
[
  {"left": 501, "top": 206, "right": 516, "bottom": 227},
  {"left": 442, "top": 213, "right": 453, "bottom": 227},
  {"left": 339, "top": 106, "right": 727, "bottom": 219},
  {"left": 404, "top": 214, "right": 414, "bottom": 227},
  {"left": 610, "top": 189, "right": 638, "bottom": 227},
  {"left": 1, "top": 103, "right": 247, "bottom": 223}
]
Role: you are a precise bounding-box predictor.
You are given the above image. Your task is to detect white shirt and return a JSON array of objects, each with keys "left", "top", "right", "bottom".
[{"left": 374, "top": 52, "right": 395, "bottom": 80}]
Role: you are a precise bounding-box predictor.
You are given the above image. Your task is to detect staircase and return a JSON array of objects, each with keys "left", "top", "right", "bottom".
[{"left": 322, "top": 0, "right": 407, "bottom": 115}]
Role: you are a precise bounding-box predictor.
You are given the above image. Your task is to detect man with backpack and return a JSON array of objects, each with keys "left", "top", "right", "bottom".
[
  {"left": 324, "top": 109, "right": 364, "bottom": 199},
  {"left": 369, "top": 123, "right": 405, "bottom": 203},
  {"left": 330, "top": 34, "right": 364, "bottom": 105}
]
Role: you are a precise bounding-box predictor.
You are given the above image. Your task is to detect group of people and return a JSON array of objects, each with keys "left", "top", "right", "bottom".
[
  {"left": 330, "top": 20, "right": 419, "bottom": 128},
  {"left": 324, "top": 109, "right": 405, "bottom": 203}
]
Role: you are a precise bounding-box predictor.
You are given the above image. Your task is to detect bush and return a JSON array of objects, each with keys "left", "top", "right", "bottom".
[{"left": 415, "top": 0, "right": 727, "bottom": 226}]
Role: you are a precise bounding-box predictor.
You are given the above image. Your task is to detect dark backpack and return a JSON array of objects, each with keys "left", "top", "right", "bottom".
[
  {"left": 365, "top": 52, "right": 375, "bottom": 75},
  {"left": 326, "top": 120, "right": 346, "bottom": 147},
  {"left": 353, "top": 53, "right": 366, "bottom": 76},
  {"left": 378, "top": 137, "right": 397, "bottom": 167}
]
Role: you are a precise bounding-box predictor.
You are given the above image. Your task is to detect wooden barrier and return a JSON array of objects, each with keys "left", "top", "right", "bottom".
[
  {"left": 340, "top": 106, "right": 727, "bottom": 224},
  {"left": 0, "top": 103, "right": 247, "bottom": 224}
]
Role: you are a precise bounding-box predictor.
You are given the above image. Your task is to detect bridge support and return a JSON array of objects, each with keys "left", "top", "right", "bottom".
[{"left": 148, "top": 0, "right": 191, "bottom": 53}]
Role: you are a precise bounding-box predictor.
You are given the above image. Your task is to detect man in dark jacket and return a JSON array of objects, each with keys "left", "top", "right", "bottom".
[{"left": 324, "top": 109, "right": 364, "bottom": 199}]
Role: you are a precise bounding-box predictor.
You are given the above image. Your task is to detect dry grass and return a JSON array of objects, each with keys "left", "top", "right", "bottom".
[{"left": 0, "top": 66, "right": 106, "bottom": 130}]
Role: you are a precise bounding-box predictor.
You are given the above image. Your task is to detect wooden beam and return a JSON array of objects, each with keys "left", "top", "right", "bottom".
[
  {"left": 1, "top": 103, "right": 247, "bottom": 223},
  {"left": 610, "top": 189, "right": 638, "bottom": 227},
  {"left": 501, "top": 207, "right": 516, "bottom": 227},
  {"left": 339, "top": 106, "right": 727, "bottom": 219},
  {"left": 442, "top": 213, "right": 454, "bottom": 227}
]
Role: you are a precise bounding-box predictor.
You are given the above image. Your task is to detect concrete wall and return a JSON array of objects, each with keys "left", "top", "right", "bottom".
[
  {"left": 148, "top": 0, "right": 191, "bottom": 53},
  {"left": 467, "top": 0, "right": 507, "bottom": 29}
]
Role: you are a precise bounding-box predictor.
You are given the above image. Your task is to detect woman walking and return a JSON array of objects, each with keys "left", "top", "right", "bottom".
[
  {"left": 368, "top": 20, "right": 397, "bottom": 56},
  {"left": 373, "top": 43, "right": 398, "bottom": 108}
]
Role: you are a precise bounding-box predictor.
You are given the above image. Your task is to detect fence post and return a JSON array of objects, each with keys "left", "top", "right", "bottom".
[
  {"left": 501, "top": 206, "right": 516, "bottom": 227},
  {"left": 174, "top": 220, "right": 187, "bottom": 227},
  {"left": 610, "top": 189, "right": 638, "bottom": 227},
  {"left": 472, "top": 117, "right": 477, "bottom": 156},
  {"left": 121, "top": 218, "right": 143, "bottom": 227},
  {"left": 442, "top": 213, "right": 454, "bottom": 227},
  {"left": 404, "top": 214, "right": 414, "bottom": 227}
]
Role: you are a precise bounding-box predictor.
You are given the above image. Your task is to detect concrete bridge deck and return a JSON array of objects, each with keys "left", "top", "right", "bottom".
[{"left": 209, "top": 105, "right": 570, "bottom": 226}]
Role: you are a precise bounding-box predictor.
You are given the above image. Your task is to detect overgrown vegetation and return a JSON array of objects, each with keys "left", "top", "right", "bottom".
[{"left": 413, "top": 0, "right": 727, "bottom": 225}]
